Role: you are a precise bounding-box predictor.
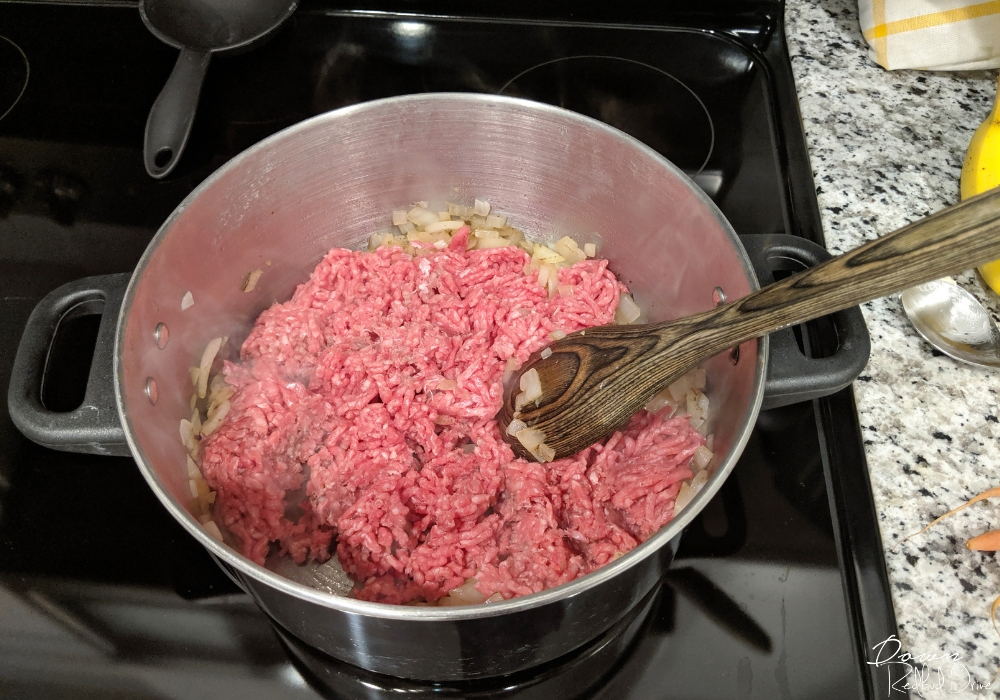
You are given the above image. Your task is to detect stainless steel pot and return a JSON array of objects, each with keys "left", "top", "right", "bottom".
[{"left": 7, "top": 94, "right": 869, "bottom": 681}]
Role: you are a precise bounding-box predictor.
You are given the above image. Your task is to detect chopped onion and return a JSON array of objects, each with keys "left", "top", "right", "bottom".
[
  {"left": 532, "top": 244, "right": 564, "bottom": 264},
  {"left": 203, "top": 521, "right": 224, "bottom": 542},
  {"left": 433, "top": 239, "right": 448, "bottom": 249},
  {"left": 675, "top": 471, "right": 710, "bottom": 513},
  {"left": 369, "top": 232, "right": 390, "bottom": 250},
  {"left": 438, "top": 211, "right": 450, "bottom": 221},
  {"left": 439, "top": 579, "right": 486, "bottom": 606},
  {"left": 549, "top": 329, "right": 566, "bottom": 341},
  {"left": 473, "top": 199, "right": 490, "bottom": 216},
  {"left": 540, "top": 347, "right": 552, "bottom": 359},
  {"left": 186, "top": 455, "right": 201, "bottom": 479},
  {"left": 485, "top": 214, "right": 507, "bottom": 229},
  {"left": 197, "top": 337, "right": 223, "bottom": 399},
  {"left": 515, "top": 427, "right": 545, "bottom": 451},
  {"left": 506, "top": 419, "right": 527, "bottom": 436},
  {"left": 517, "top": 368, "right": 542, "bottom": 408},
  {"left": 407, "top": 229, "right": 445, "bottom": 244},
  {"left": 531, "top": 442, "right": 556, "bottom": 463},
  {"left": 207, "top": 375, "right": 233, "bottom": 416},
  {"left": 474, "top": 228, "right": 499, "bottom": 238},
  {"left": 615, "top": 294, "right": 641, "bottom": 324},
  {"left": 485, "top": 592, "right": 504, "bottom": 603},
  {"left": 554, "top": 236, "right": 585, "bottom": 264},
  {"left": 537, "top": 265, "right": 550, "bottom": 289},
  {"left": 201, "top": 400, "right": 230, "bottom": 436},
  {"left": 475, "top": 236, "right": 510, "bottom": 249},
  {"left": 546, "top": 267, "right": 559, "bottom": 297},
  {"left": 692, "top": 445, "right": 714, "bottom": 471},
  {"left": 502, "top": 357, "right": 518, "bottom": 386},
  {"left": 447, "top": 202, "right": 473, "bottom": 218},
  {"left": 392, "top": 210, "right": 408, "bottom": 226},
  {"left": 188, "top": 366, "right": 200, "bottom": 387},
  {"left": 407, "top": 207, "right": 439, "bottom": 228},
  {"left": 644, "top": 387, "right": 676, "bottom": 415},
  {"left": 667, "top": 368, "right": 705, "bottom": 403},
  {"left": 397, "top": 221, "right": 415, "bottom": 234},
  {"left": 674, "top": 482, "right": 695, "bottom": 513},
  {"left": 706, "top": 434, "right": 714, "bottom": 452},
  {"left": 691, "top": 469, "right": 709, "bottom": 489},
  {"left": 584, "top": 243, "right": 597, "bottom": 257},
  {"left": 686, "top": 389, "right": 710, "bottom": 432},
  {"left": 502, "top": 227, "right": 525, "bottom": 244},
  {"left": 195, "top": 479, "right": 210, "bottom": 499},
  {"left": 424, "top": 220, "right": 465, "bottom": 233},
  {"left": 180, "top": 419, "right": 194, "bottom": 446},
  {"left": 242, "top": 268, "right": 263, "bottom": 293},
  {"left": 181, "top": 291, "right": 194, "bottom": 310},
  {"left": 689, "top": 368, "right": 707, "bottom": 390}
]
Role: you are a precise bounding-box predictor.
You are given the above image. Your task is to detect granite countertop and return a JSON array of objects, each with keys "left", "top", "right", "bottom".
[{"left": 785, "top": 0, "right": 1000, "bottom": 695}]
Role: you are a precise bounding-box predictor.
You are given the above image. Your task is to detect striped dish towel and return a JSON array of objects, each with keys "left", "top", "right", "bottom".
[{"left": 859, "top": 0, "right": 1000, "bottom": 70}]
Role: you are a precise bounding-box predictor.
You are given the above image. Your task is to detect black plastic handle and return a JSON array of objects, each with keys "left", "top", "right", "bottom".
[
  {"left": 144, "top": 48, "right": 211, "bottom": 179},
  {"left": 7, "top": 274, "right": 131, "bottom": 456},
  {"left": 738, "top": 234, "right": 871, "bottom": 410}
]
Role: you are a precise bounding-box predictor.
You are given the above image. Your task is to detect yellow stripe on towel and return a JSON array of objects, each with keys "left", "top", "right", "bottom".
[
  {"left": 872, "top": 0, "right": 888, "bottom": 67},
  {"left": 863, "top": 0, "right": 1000, "bottom": 41}
]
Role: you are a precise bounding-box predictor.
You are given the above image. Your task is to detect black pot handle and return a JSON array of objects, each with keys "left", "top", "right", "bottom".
[
  {"left": 738, "top": 234, "right": 871, "bottom": 410},
  {"left": 7, "top": 273, "right": 131, "bottom": 456}
]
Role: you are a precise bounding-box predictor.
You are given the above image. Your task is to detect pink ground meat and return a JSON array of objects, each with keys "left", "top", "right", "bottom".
[{"left": 199, "top": 242, "right": 705, "bottom": 604}]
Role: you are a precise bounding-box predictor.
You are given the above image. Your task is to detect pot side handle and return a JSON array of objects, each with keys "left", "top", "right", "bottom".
[
  {"left": 7, "top": 274, "right": 131, "bottom": 456},
  {"left": 738, "top": 234, "right": 871, "bottom": 410}
]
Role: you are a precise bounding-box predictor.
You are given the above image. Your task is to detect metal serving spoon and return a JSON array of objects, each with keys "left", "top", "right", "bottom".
[
  {"left": 901, "top": 279, "right": 1000, "bottom": 367},
  {"left": 499, "top": 189, "right": 1000, "bottom": 462}
]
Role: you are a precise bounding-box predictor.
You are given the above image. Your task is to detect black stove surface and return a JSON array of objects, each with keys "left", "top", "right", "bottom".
[{"left": 0, "top": 2, "right": 901, "bottom": 698}]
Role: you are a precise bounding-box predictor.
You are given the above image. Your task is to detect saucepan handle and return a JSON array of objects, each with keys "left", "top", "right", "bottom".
[
  {"left": 7, "top": 273, "right": 131, "bottom": 456},
  {"left": 144, "top": 48, "right": 211, "bottom": 179},
  {"left": 738, "top": 234, "right": 871, "bottom": 410}
]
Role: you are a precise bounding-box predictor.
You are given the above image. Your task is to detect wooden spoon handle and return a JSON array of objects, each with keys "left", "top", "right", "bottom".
[{"left": 665, "top": 186, "right": 1000, "bottom": 364}]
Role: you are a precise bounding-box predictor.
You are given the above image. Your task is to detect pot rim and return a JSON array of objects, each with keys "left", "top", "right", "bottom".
[{"left": 114, "top": 92, "right": 767, "bottom": 621}]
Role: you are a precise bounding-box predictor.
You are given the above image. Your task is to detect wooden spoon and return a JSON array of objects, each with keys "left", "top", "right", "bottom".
[{"left": 499, "top": 188, "right": 1000, "bottom": 461}]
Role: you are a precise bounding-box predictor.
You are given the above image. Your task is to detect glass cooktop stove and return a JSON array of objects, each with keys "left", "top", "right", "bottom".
[{"left": 0, "top": 1, "right": 901, "bottom": 698}]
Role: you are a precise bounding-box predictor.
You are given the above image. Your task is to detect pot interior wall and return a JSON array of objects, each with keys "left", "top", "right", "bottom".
[{"left": 119, "top": 94, "right": 759, "bottom": 595}]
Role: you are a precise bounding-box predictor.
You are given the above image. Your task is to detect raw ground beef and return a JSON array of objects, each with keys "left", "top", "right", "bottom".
[{"left": 198, "top": 242, "right": 705, "bottom": 604}]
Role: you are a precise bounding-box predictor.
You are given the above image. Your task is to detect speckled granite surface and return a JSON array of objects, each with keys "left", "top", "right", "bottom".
[{"left": 785, "top": 0, "right": 1000, "bottom": 695}]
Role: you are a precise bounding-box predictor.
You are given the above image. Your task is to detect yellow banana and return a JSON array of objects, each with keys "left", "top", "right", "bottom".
[{"left": 961, "top": 74, "right": 1000, "bottom": 293}]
